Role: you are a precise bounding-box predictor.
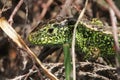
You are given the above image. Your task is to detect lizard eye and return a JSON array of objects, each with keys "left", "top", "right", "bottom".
[{"left": 48, "top": 28, "right": 54, "bottom": 33}]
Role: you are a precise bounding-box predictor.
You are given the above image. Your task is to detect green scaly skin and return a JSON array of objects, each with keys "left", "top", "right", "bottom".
[{"left": 28, "top": 18, "right": 118, "bottom": 59}]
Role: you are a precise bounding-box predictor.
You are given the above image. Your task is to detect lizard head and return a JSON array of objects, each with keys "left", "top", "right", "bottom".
[{"left": 28, "top": 22, "right": 72, "bottom": 45}]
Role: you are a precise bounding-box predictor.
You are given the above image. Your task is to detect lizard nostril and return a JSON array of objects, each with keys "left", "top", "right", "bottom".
[{"left": 48, "top": 28, "right": 54, "bottom": 33}]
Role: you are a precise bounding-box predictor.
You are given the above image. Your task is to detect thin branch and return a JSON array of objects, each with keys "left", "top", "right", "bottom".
[
  {"left": 39, "top": 0, "right": 53, "bottom": 20},
  {"left": 58, "top": 0, "right": 74, "bottom": 17},
  {"left": 71, "top": 0, "right": 88, "bottom": 80},
  {"left": 8, "top": 0, "right": 24, "bottom": 25},
  {"left": 105, "top": 0, "right": 120, "bottom": 20},
  {"left": 0, "top": 1, "right": 12, "bottom": 17},
  {"left": 9, "top": 75, "right": 26, "bottom": 80},
  {"left": 9, "top": 67, "right": 38, "bottom": 80},
  {"left": 109, "top": 7, "right": 120, "bottom": 80}
]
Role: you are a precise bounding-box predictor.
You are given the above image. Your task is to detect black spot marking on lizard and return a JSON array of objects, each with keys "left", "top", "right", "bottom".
[{"left": 48, "top": 28, "right": 54, "bottom": 33}]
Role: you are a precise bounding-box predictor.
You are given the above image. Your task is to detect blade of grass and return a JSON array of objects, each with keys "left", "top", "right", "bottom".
[{"left": 63, "top": 44, "right": 72, "bottom": 80}]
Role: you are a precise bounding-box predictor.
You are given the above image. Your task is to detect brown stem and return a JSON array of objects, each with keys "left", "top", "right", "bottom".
[
  {"left": 106, "top": 0, "right": 120, "bottom": 19},
  {"left": 8, "top": 0, "right": 24, "bottom": 25}
]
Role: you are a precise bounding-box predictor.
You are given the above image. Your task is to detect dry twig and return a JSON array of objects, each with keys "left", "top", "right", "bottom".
[
  {"left": 58, "top": 0, "right": 74, "bottom": 17},
  {"left": 71, "top": 0, "right": 88, "bottom": 80},
  {"left": 40, "top": 0, "right": 53, "bottom": 20},
  {"left": 109, "top": 8, "right": 120, "bottom": 80},
  {"left": 0, "top": 17, "right": 58, "bottom": 80},
  {"left": 8, "top": 0, "right": 24, "bottom": 25},
  {"left": 106, "top": 0, "right": 120, "bottom": 20}
]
